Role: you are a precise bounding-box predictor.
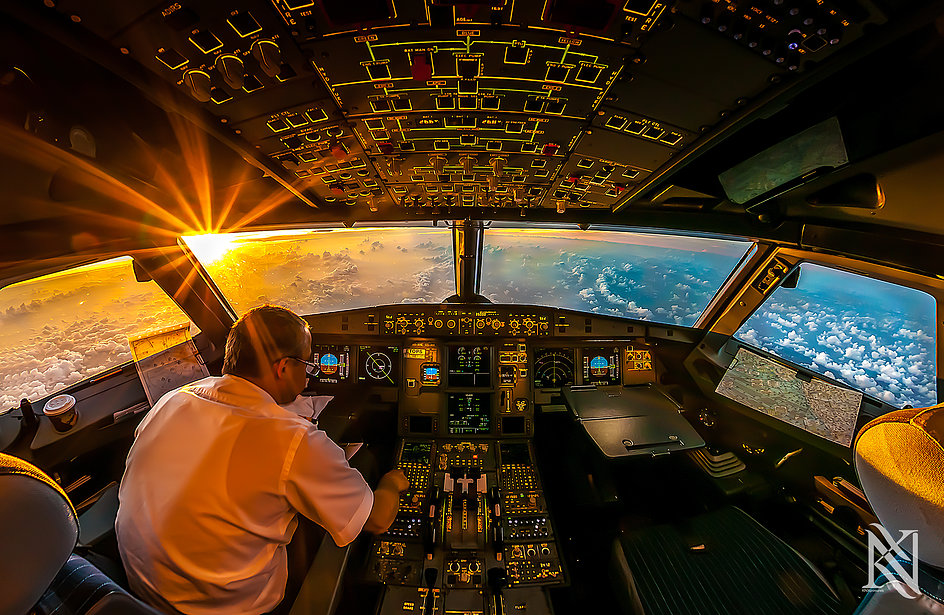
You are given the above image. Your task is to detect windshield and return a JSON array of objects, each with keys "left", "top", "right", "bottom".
[
  {"left": 481, "top": 228, "right": 751, "bottom": 326},
  {"left": 183, "top": 227, "right": 454, "bottom": 316}
]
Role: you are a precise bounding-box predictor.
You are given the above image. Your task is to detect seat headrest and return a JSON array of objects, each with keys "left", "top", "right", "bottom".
[
  {"left": 0, "top": 452, "right": 79, "bottom": 615},
  {"left": 854, "top": 405, "right": 944, "bottom": 569}
]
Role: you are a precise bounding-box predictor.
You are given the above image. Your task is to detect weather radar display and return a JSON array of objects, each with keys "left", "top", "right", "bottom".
[
  {"left": 533, "top": 348, "right": 575, "bottom": 388},
  {"left": 358, "top": 346, "right": 400, "bottom": 386}
]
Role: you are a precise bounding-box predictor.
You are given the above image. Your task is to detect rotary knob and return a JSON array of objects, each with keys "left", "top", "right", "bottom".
[
  {"left": 250, "top": 39, "right": 282, "bottom": 78},
  {"left": 491, "top": 156, "right": 506, "bottom": 177},
  {"left": 460, "top": 155, "right": 476, "bottom": 175},
  {"left": 214, "top": 54, "right": 245, "bottom": 90},
  {"left": 429, "top": 156, "right": 446, "bottom": 174},
  {"left": 183, "top": 69, "right": 211, "bottom": 102}
]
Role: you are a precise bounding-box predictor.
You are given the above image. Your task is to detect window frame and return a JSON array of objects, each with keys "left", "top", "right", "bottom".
[{"left": 713, "top": 246, "right": 943, "bottom": 409}]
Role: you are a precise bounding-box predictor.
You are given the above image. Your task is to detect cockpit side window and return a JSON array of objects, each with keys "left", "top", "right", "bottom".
[
  {"left": 735, "top": 263, "right": 937, "bottom": 408},
  {"left": 0, "top": 257, "right": 198, "bottom": 410}
]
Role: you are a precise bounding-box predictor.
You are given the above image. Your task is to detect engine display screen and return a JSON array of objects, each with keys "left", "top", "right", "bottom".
[
  {"left": 448, "top": 345, "right": 491, "bottom": 387},
  {"left": 582, "top": 347, "right": 620, "bottom": 386},
  {"left": 447, "top": 393, "right": 491, "bottom": 435},
  {"left": 311, "top": 345, "right": 352, "bottom": 384},
  {"left": 358, "top": 345, "right": 400, "bottom": 386}
]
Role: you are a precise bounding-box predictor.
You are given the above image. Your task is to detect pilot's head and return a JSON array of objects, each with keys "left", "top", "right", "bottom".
[{"left": 222, "top": 305, "right": 312, "bottom": 404}]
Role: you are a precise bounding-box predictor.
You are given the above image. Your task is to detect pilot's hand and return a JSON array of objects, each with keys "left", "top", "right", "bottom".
[{"left": 379, "top": 469, "right": 410, "bottom": 493}]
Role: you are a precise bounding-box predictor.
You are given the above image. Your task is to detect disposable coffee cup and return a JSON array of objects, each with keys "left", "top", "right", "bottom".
[{"left": 43, "top": 394, "right": 78, "bottom": 432}]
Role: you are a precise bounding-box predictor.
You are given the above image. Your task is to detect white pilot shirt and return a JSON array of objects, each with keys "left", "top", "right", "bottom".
[{"left": 116, "top": 375, "right": 374, "bottom": 615}]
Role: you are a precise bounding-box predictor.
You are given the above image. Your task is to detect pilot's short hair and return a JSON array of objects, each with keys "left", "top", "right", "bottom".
[{"left": 222, "top": 305, "right": 309, "bottom": 378}]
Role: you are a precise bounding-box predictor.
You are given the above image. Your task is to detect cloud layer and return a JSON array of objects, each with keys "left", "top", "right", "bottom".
[
  {"left": 484, "top": 243, "right": 742, "bottom": 327},
  {"left": 738, "top": 294, "right": 937, "bottom": 409}
]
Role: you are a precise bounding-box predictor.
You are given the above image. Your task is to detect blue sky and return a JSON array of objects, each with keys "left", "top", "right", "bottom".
[{"left": 737, "top": 264, "right": 937, "bottom": 408}]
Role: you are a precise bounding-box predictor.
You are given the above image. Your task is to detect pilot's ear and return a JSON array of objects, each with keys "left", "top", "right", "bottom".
[{"left": 273, "top": 357, "right": 291, "bottom": 379}]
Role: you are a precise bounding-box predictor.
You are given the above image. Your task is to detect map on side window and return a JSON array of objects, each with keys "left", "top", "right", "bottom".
[
  {"left": 716, "top": 347, "right": 863, "bottom": 446},
  {"left": 130, "top": 325, "right": 209, "bottom": 406}
]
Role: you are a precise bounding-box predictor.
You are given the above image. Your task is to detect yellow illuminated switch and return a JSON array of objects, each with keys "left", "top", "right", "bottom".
[
  {"left": 155, "top": 48, "right": 188, "bottom": 70},
  {"left": 575, "top": 64, "right": 603, "bottom": 83},
  {"left": 189, "top": 30, "right": 223, "bottom": 54},
  {"left": 227, "top": 11, "right": 262, "bottom": 37}
]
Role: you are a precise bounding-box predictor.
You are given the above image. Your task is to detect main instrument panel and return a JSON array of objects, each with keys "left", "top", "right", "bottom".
[
  {"left": 303, "top": 305, "right": 674, "bottom": 613},
  {"left": 306, "top": 305, "right": 665, "bottom": 438}
]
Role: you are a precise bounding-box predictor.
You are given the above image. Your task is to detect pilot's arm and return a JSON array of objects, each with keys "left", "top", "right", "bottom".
[
  {"left": 364, "top": 469, "right": 410, "bottom": 534},
  {"left": 283, "top": 427, "right": 408, "bottom": 546}
]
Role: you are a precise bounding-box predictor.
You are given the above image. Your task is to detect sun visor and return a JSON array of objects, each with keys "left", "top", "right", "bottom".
[{"left": 718, "top": 117, "right": 848, "bottom": 205}]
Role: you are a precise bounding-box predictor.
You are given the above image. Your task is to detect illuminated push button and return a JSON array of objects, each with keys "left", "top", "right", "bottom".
[
  {"left": 457, "top": 57, "right": 479, "bottom": 79},
  {"left": 227, "top": 11, "right": 262, "bottom": 37},
  {"left": 545, "top": 64, "right": 567, "bottom": 82},
  {"left": 541, "top": 143, "right": 559, "bottom": 156},
  {"left": 267, "top": 117, "right": 290, "bottom": 132},
  {"left": 504, "top": 44, "right": 528, "bottom": 64},
  {"left": 575, "top": 64, "right": 602, "bottom": 83},
  {"left": 242, "top": 75, "right": 264, "bottom": 92},
  {"left": 544, "top": 100, "right": 565, "bottom": 115},
  {"left": 209, "top": 87, "right": 232, "bottom": 104},
  {"left": 156, "top": 47, "right": 188, "bottom": 70},
  {"left": 189, "top": 30, "right": 223, "bottom": 54},
  {"left": 480, "top": 96, "right": 499, "bottom": 110},
  {"left": 523, "top": 97, "right": 544, "bottom": 113}
]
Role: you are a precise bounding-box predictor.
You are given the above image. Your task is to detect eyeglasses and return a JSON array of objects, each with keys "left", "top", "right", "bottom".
[{"left": 285, "top": 356, "right": 319, "bottom": 376}]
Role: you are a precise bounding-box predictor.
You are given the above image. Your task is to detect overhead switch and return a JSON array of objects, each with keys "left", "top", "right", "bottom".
[
  {"left": 410, "top": 52, "right": 433, "bottom": 81},
  {"left": 183, "top": 70, "right": 212, "bottom": 102},
  {"left": 251, "top": 40, "right": 282, "bottom": 78},
  {"left": 215, "top": 54, "right": 245, "bottom": 89}
]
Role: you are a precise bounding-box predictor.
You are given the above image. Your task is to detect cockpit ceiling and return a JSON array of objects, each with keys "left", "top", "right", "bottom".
[
  {"left": 0, "top": 0, "right": 944, "bottom": 286},
  {"left": 2, "top": 1, "right": 929, "bottom": 206}
]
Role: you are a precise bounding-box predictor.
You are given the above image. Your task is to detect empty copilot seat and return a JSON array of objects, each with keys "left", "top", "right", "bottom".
[{"left": 611, "top": 507, "right": 841, "bottom": 615}]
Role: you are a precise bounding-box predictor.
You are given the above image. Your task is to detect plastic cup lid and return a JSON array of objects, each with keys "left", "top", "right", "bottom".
[{"left": 44, "top": 394, "right": 76, "bottom": 416}]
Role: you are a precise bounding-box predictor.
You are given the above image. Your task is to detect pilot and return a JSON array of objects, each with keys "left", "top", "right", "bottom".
[{"left": 116, "top": 305, "right": 410, "bottom": 615}]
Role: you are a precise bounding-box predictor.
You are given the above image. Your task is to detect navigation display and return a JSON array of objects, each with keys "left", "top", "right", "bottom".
[
  {"left": 533, "top": 348, "right": 575, "bottom": 388},
  {"left": 582, "top": 347, "right": 620, "bottom": 385},
  {"left": 715, "top": 347, "right": 863, "bottom": 446},
  {"left": 448, "top": 393, "right": 491, "bottom": 435},
  {"left": 358, "top": 345, "right": 400, "bottom": 386},
  {"left": 448, "top": 346, "right": 491, "bottom": 387},
  {"left": 311, "top": 345, "right": 351, "bottom": 384}
]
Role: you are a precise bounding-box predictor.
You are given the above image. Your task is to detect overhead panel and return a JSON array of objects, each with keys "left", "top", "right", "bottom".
[{"left": 52, "top": 0, "right": 894, "bottom": 214}]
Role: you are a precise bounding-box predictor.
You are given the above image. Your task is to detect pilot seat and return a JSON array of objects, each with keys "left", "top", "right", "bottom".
[
  {"left": 852, "top": 404, "right": 944, "bottom": 614},
  {"left": 0, "top": 452, "right": 161, "bottom": 615}
]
